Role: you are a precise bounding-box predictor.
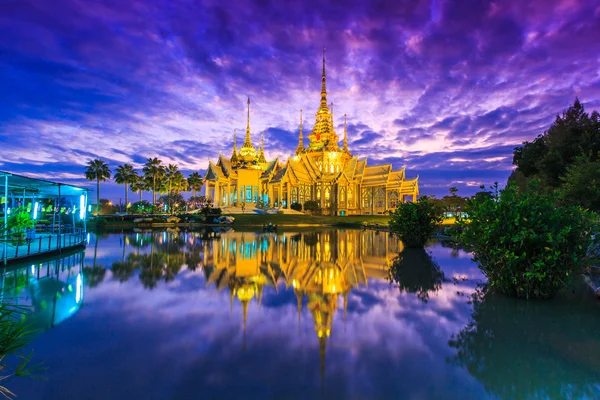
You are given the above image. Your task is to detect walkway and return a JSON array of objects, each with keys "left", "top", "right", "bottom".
[{"left": 1, "top": 229, "right": 86, "bottom": 264}]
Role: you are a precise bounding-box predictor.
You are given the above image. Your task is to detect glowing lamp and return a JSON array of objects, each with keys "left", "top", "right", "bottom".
[{"left": 79, "top": 195, "right": 86, "bottom": 219}]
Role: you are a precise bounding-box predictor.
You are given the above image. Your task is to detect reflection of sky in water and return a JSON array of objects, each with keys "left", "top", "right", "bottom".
[{"left": 6, "top": 230, "right": 600, "bottom": 400}]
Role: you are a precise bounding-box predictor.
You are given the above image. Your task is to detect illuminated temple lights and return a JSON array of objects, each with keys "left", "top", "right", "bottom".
[{"left": 204, "top": 52, "right": 419, "bottom": 214}]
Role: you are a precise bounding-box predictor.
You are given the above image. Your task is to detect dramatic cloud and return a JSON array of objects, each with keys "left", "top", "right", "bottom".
[{"left": 1, "top": 0, "right": 599, "bottom": 198}]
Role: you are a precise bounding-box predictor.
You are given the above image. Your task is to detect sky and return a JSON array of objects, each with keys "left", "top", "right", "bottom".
[{"left": 0, "top": 0, "right": 599, "bottom": 201}]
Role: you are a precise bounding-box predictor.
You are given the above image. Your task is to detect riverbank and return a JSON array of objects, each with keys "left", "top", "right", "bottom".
[{"left": 87, "top": 214, "right": 458, "bottom": 231}]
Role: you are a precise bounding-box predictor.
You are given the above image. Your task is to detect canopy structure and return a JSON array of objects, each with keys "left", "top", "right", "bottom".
[
  {"left": 0, "top": 170, "right": 88, "bottom": 198},
  {"left": 1, "top": 170, "right": 89, "bottom": 266}
]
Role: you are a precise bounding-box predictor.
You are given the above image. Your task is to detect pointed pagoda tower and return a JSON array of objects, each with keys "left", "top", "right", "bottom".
[
  {"left": 257, "top": 131, "right": 267, "bottom": 163},
  {"left": 295, "top": 109, "right": 305, "bottom": 155},
  {"left": 342, "top": 114, "right": 350, "bottom": 154},
  {"left": 231, "top": 129, "right": 239, "bottom": 166},
  {"left": 307, "top": 49, "right": 339, "bottom": 152},
  {"left": 239, "top": 97, "right": 258, "bottom": 164}
]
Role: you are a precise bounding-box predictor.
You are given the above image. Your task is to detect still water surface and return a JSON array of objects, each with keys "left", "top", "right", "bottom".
[{"left": 3, "top": 228, "right": 600, "bottom": 400}]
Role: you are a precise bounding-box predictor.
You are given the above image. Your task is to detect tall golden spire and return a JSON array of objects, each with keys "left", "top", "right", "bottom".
[
  {"left": 231, "top": 129, "right": 239, "bottom": 164},
  {"left": 296, "top": 109, "right": 305, "bottom": 155},
  {"left": 320, "top": 48, "right": 328, "bottom": 109},
  {"left": 343, "top": 114, "right": 349, "bottom": 153},
  {"left": 257, "top": 131, "right": 267, "bottom": 163},
  {"left": 239, "top": 96, "right": 258, "bottom": 162},
  {"left": 245, "top": 97, "right": 252, "bottom": 144}
]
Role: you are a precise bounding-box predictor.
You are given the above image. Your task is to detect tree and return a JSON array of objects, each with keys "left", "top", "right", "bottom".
[
  {"left": 188, "top": 172, "right": 203, "bottom": 198},
  {"left": 558, "top": 155, "right": 600, "bottom": 212},
  {"left": 113, "top": 163, "right": 137, "bottom": 210},
  {"left": 512, "top": 99, "right": 600, "bottom": 193},
  {"left": 84, "top": 159, "right": 111, "bottom": 216},
  {"left": 142, "top": 157, "right": 165, "bottom": 206},
  {"left": 389, "top": 196, "right": 443, "bottom": 248},
  {"left": 456, "top": 181, "right": 598, "bottom": 299},
  {"left": 130, "top": 172, "right": 146, "bottom": 203}
]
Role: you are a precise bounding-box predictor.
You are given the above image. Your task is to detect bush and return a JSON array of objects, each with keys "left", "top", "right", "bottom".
[
  {"left": 290, "top": 202, "right": 302, "bottom": 212},
  {"left": 389, "top": 196, "right": 443, "bottom": 248},
  {"left": 456, "top": 181, "right": 599, "bottom": 299},
  {"left": 303, "top": 200, "right": 321, "bottom": 214}
]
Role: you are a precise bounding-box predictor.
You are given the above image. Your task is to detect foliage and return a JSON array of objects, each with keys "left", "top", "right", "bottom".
[
  {"left": 130, "top": 200, "right": 152, "bottom": 214},
  {"left": 0, "top": 302, "right": 44, "bottom": 399},
  {"left": 512, "top": 99, "right": 600, "bottom": 198},
  {"left": 290, "top": 202, "right": 302, "bottom": 212},
  {"left": 7, "top": 208, "right": 33, "bottom": 237},
  {"left": 456, "top": 181, "right": 599, "bottom": 299},
  {"left": 303, "top": 200, "right": 321, "bottom": 214},
  {"left": 142, "top": 157, "right": 165, "bottom": 205},
  {"left": 388, "top": 249, "right": 446, "bottom": 302},
  {"left": 389, "top": 196, "right": 443, "bottom": 248},
  {"left": 449, "top": 286, "right": 600, "bottom": 399},
  {"left": 130, "top": 173, "right": 147, "bottom": 203},
  {"left": 158, "top": 192, "right": 185, "bottom": 213},
  {"left": 84, "top": 159, "right": 111, "bottom": 216},
  {"left": 187, "top": 172, "right": 203, "bottom": 198},
  {"left": 114, "top": 163, "right": 137, "bottom": 208},
  {"left": 557, "top": 155, "right": 600, "bottom": 211},
  {"left": 188, "top": 196, "right": 208, "bottom": 210}
]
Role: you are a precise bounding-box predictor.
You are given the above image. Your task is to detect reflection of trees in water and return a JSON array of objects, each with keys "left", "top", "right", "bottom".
[
  {"left": 106, "top": 231, "right": 211, "bottom": 289},
  {"left": 84, "top": 236, "right": 106, "bottom": 287},
  {"left": 388, "top": 249, "right": 446, "bottom": 302},
  {"left": 449, "top": 287, "right": 600, "bottom": 399}
]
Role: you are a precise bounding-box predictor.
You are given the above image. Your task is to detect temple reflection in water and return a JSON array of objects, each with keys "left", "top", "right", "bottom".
[{"left": 201, "top": 229, "right": 403, "bottom": 372}]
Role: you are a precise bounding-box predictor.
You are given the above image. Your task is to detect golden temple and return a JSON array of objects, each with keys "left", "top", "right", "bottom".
[{"left": 204, "top": 53, "right": 419, "bottom": 214}]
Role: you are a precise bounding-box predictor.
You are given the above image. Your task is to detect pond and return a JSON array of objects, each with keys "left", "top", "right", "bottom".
[{"left": 2, "top": 228, "right": 600, "bottom": 400}]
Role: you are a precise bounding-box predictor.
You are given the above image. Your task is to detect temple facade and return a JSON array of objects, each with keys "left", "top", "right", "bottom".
[{"left": 204, "top": 55, "right": 419, "bottom": 215}]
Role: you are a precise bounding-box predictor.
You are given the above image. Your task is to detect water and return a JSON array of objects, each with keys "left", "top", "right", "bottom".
[{"left": 2, "top": 228, "right": 600, "bottom": 400}]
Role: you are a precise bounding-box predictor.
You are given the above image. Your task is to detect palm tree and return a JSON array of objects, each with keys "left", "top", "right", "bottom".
[
  {"left": 142, "top": 157, "right": 165, "bottom": 205},
  {"left": 114, "top": 163, "right": 136, "bottom": 210},
  {"left": 130, "top": 172, "right": 145, "bottom": 203},
  {"left": 188, "top": 172, "right": 203, "bottom": 197},
  {"left": 165, "top": 164, "right": 179, "bottom": 193},
  {"left": 84, "top": 159, "right": 111, "bottom": 216}
]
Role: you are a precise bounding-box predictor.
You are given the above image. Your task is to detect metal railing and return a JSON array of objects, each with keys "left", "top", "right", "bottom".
[{"left": 1, "top": 228, "right": 86, "bottom": 261}]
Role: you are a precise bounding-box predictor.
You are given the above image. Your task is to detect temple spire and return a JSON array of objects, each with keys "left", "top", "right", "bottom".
[
  {"left": 245, "top": 97, "right": 252, "bottom": 144},
  {"left": 343, "top": 114, "right": 349, "bottom": 153},
  {"left": 296, "top": 109, "right": 305, "bottom": 155},
  {"left": 231, "top": 129, "right": 239, "bottom": 164},
  {"left": 239, "top": 96, "right": 257, "bottom": 162},
  {"left": 320, "top": 48, "right": 328, "bottom": 109}
]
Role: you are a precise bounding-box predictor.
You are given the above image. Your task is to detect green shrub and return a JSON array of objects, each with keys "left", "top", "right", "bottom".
[
  {"left": 303, "top": 200, "right": 321, "bottom": 214},
  {"left": 290, "top": 202, "right": 302, "bottom": 212},
  {"left": 8, "top": 208, "right": 33, "bottom": 238},
  {"left": 456, "top": 181, "right": 599, "bottom": 299},
  {"left": 388, "top": 196, "right": 443, "bottom": 248}
]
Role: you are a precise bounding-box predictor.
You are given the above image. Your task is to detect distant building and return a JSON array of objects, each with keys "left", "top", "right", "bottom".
[{"left": 204, "top": 54, "right": 419, "bottom": 214}]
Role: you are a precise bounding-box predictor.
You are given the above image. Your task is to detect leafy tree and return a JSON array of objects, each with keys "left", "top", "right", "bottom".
[
  {"left": 456, "top": 181, "right": 599, "bottom": 299},
  {"left": 512, "top": 99, "right": 600, "bottom": 193},
  {"left": 113, "top": 163, "right": 137, "bottom": 209},
  {"left": 188, "top": 172, "right": 203, "bottom": 198},
  {"left": 389, "top": 196, "right": 443, "bottom": 248},
  {"left": 84, "top": 159, "right": 111, "bottom": 216},
  {"left": 142, "top": 157, "right": 165, "bottom": 205},
  {"left": 558, "top": 155, "right": 600, "bottom": 212}
]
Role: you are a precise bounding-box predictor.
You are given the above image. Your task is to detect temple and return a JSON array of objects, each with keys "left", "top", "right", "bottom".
[{"left": 204, "top": 53, "right": 419, "bottom": 214}]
